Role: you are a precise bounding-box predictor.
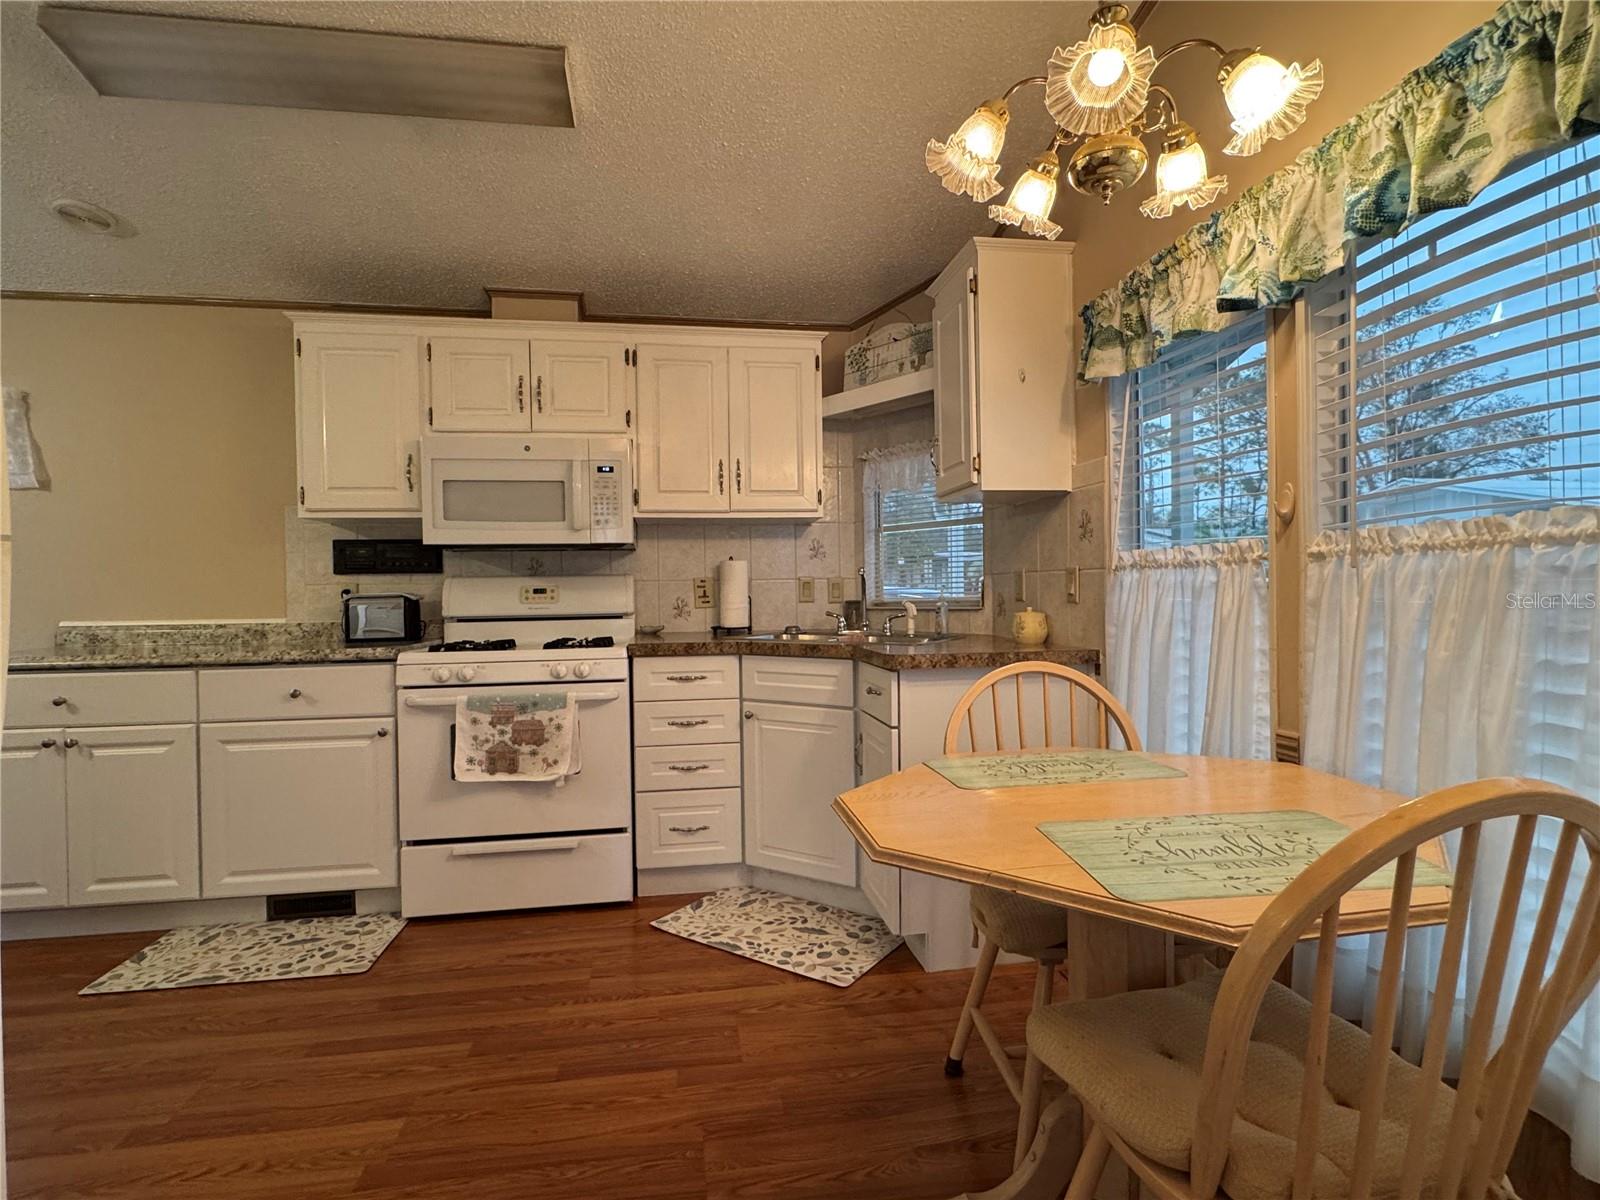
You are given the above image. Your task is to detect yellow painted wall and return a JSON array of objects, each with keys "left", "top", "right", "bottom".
[{"left": 1, "top": 300, "right": 296, "bottom": 652}]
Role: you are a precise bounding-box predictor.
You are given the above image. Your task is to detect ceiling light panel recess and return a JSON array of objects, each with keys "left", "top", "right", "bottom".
[{"left": 37, "top": 6, "right": 574, "bottom": 127}]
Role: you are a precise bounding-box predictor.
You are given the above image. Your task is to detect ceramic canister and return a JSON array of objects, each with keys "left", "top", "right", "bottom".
[{"left": 1012, "top": 606, "right": 1049, "bottom": 646}]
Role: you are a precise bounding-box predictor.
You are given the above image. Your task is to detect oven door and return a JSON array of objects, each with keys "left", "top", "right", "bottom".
[
  {"left": 422, "top": 435, "right": 590, "bottom": 545},
  {"left": 397, "top": 682, "right": 629, "bottom": 841}
]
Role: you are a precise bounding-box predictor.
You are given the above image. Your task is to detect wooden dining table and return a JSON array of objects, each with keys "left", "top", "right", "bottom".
[{"left": 832, "top": 752, "right": 1452, "bottom": 1200}]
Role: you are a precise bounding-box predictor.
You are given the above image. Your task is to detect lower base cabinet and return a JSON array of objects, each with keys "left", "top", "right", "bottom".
[
  {"left": 742, "top": 698, "right": 857, "bottom": 886},
  {"left": 200, "top": 718, "right": 398, "bottom": 898},
  {"left": 0, "top": 731, "right": 69, "bottom": 910},
  {"left": 855, "top": 710, "right": 903, "bottom": 932},
  {"left": 67, "top": 724, "right": 200, "bottom": 907}
]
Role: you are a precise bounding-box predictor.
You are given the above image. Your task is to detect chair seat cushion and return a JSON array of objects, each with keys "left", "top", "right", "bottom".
[
  {"left": 1026, "top": 971, "right": 1464, "bottom": 1200},
  {"left": 970, "top": 886, "right": 1069, "bottom": 957}
]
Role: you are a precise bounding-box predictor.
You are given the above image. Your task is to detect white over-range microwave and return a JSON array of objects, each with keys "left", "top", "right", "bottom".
[{"left": 420, "top": 434, "right": 634, "bottom": 546}]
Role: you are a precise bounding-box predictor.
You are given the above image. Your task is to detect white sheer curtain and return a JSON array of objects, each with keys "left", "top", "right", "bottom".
[
  {"left": 1302, "top": 505, "right": 1600, "bottom": 1178},
  {"left": 1106, "top": 540, "right": 1272, "bottom": 758}
]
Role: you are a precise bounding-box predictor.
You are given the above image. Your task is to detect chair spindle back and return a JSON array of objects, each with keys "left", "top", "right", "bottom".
[{"left": 942, "top": 663, "right": 1141, "bottom": 756}]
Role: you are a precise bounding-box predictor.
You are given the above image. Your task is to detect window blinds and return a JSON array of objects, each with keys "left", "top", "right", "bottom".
[
  {"left": 862, "top": 444, "right": 984, "bottom": 604},
  {"left": 1118, "top": 311, "right": 1270, "bottom": 549},
  {"left": 1307, "top": 136, "right": 1600, "bottom": 531}
]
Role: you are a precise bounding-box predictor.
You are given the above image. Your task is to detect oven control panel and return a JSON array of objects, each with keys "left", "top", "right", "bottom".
[{"left": 519, "top": 585, "right": 558, "bottom": 606}]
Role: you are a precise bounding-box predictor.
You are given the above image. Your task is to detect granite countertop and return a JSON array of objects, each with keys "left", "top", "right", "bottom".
[
  {"left": 9, "top": 622, "right": 434, "bottom": 673},
  {"left": 628, "top": 632, "right": 1099, "bottom": 673}
]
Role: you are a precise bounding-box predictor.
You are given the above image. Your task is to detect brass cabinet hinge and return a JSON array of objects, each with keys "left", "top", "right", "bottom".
[
  {"left": 968, "top": 273, "right": 978, "bottom": 296},
  {"left": 426, "top": 342, "right": 432, "bottom": 362},
  {"left": 427, "top": 406, "right": 433, "bottom": 427},
  {"left": 817, "top": 488, "right": 822, "bottom": 505},
  {"left": 625, "top": 409, "right": 632, "bottom": 428},
  {"left": 972, "top": 453, "right": 981, "bottom": 474},
  {"left": 298, "top": 486, "right": 305, "bottom": 504},
  {"left": 295, "top": 337, "right": 301, "bottom": 357},
  {"left": 815, "top": 353, "right": 820, "bottom": 370},
  {"left": 632, "top": 487, "right": 640, "bottom": 505}
]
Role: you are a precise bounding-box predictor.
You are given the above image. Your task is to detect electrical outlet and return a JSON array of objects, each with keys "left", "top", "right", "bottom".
[
  {"left": 798, "top": 578, "right": 815, "bottom": 604},
  {"left": 827, "top": 577, "right": 844, "bottom": 603},
  {"left": 1066, "top": 566, "right": 1081, "bottom": 604},
  {"left": 692, "top": 577, "right": 714, "bottom": 608},
  {"left": 1014, "top": 571, "right": 1027, "bottom": 603}
]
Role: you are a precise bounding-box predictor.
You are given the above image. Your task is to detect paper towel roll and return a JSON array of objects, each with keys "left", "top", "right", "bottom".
[{"left": 717, "top": 557, "right": 750, "bottom": 629}]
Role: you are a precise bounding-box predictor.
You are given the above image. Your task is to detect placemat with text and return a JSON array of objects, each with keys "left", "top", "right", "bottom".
[
  {"left": 1036, "top": 809, "right": 1453, "bottom": 901},
  {"left": 927, "top": 749, "right": 1188, "bottom": 790}
]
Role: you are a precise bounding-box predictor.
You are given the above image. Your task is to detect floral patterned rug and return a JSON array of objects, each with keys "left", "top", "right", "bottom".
[
  {"left": 650, "top": 886, "right": 902, "bottom": 987},
  {"left": 79, "top": 913, "right": 406, "bottom": 995}
]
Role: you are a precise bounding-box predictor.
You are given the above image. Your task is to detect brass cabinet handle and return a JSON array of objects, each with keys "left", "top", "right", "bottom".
[
  {"left": 665, "top": 674, "right": 707, "bottom": 682},
  {"left": 51, "top": 696, "right": 68, "bottom": 707},
  {"left": 405, "top": 453, "right": 415, "bottom": 493},
  {"left": 518, "top": 374, "right": 526, "bottom": 413},
  {"left": 666, "top": 763, "right": 710, "bottom": 773},
  {"left": 667, "top": 824, "right": 710, "bottom": 835},
  {"left": 735, "top": 458, "right": 742, "bottom": 493},
  {"left": 535, "top": 375, "right": 543, "bottom": 413},
  {"left": 718, "top": 459, "right": 725, "bottom": 495},
  {"left": 665, "top": 718, "right": 708, "bottom": 728},
  {"left": 865, "top": 685, "right": 883, "bottom": 696},
  {"left": 376, "top": 727, "right": 390, "bottom": 737},
  {"left": 63, "top": 737, "right": 80, "bottom": 749},
  {"left": 39, "top": 738, "right": 57, "bottom": 749},
  {"left": 854, "top": 732, "right": 863, "bottom": 775},
  {"left": 743, "top": 710, "right": 754, "bottom": 720},
  {"left": 288, "top": 688, "right": 303, "bottom": 699}
]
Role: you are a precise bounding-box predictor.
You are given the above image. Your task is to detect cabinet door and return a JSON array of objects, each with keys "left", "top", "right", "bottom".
[
  {"left": 200, "top": 718, "right": 397, "bottom": 898},
  {"left": 728, "top": 346, "right": 820, "bottom": 513},
  {"left": 1, "top": 730, "right": 68, "bottom": 911},
  {"left": 635, "top": 344, "right": 729, "bottom": 513},
  {"left": 65, "top": 724, "right": 199, "bottom": 906},
  {"left": 932, "top": 272, "right": 980, "bottom": 497},
  {"left": 855, "top": 713, "right": 902, "bottom": 931},
  {"left": 742, "top": 700, "right": 856, "bottom": 885},
  {"left": 297, "top": 331, "right": 422, "bottom": 513},
  {"left": 530, "top": 338, "right": 629, "bottom": 432},
  {"left": 428, "top": 336, "right": 531, "bottom": 431}
]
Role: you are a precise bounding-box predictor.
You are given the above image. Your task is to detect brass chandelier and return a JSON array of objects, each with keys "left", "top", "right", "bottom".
[{"left": 926, "top": 3, "right": 1323, "bottom": 236}]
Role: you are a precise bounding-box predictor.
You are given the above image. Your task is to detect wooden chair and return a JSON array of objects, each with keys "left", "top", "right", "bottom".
[
  {"left": 1021, "top": 777, "right": 1600, "bottom": 1200},
  {"left": 940, "top": 662, "right": 1143, "bottom": 1166}
]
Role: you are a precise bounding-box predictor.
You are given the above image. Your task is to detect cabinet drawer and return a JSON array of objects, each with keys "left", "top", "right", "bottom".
[
  {"left": 400, "top": 832, "right": 632, "bottom": 918},
  {"left": 6, "top": 670, "right": 196, "bottom": 729},
  {"left": 634, "top": 742, "right": 741, "bottom": 791},
  {"left": 856, "top": 663, "right": 898, "bottom": 727},
  {"left": 740, "top": 657, "right": 853, "bottom": 708},
  {"left": 631, "top": 656, "right": 740, "bottom": 702},
  {"left": 634, "top": 698, "right": 742, "bottom": 746},
  {"left": 199, "top": 664, "right": 394, "bottom": 722},
  {"left": 636, "top": 789, "right": 742, "bottom": 868}
]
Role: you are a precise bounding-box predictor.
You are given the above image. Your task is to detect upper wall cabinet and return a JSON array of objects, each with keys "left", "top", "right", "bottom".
[
  {"left": 296, "top": 327, "right": 422, "bottom": 516},
  {"left": 428, "top": 336, "right": 530, "bottom": 431},
  {"left": 428, "top": 334, "right": 631, "bottom": 434},
  {"left": 927, "top": 238, "right": 1075, "bottom": 501},
  {"left": 531, "top": 338, "right": 630, "bottom": 433},
  {"left": 635, "top": 336, "right": 823, "bottom": 518}
]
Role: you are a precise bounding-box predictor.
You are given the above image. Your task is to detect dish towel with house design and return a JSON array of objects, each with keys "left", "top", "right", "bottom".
[{"left": 453, "top": 693, "right": 580, "bottom": 784}]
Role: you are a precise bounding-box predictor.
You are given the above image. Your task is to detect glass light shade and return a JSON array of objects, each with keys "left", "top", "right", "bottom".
[
  {"left": 1139, "top": 127, "right": 1227, "bottom": 219},
  {"left": 925, "top": 100, "right": 1010, "bottom": 201},
  {"left": 988, "top": 150, "right": 1062, "bottom": 240},
  {"left": 1045, "top": 20, "right": 1156, "bottom": 137},
  {"left": 1219, "top": 51, "right": 1325, "bottom": 157}
]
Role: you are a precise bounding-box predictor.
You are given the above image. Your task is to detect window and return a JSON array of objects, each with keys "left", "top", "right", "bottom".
[
  {"left": 863, "top": 443, "right": 984, "bottom": 605},
  {"left": 1308, "top": 136, "right": 1600, "bottom": 530},
  {"left": 1116, "top": 311, "right": 1270, "bottom": 548}
]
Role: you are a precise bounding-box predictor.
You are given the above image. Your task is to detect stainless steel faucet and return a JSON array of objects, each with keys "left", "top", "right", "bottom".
[
  {"left": 882, "top": 600, "right": 918, "bottom": 636},
  {"left": 825, "top": 610, "right": 848, "bottom": 634}
]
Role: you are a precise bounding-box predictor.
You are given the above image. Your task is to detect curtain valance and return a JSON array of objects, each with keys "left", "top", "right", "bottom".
[{"left": 1079, "top": 0, "right": 1599, "bottom": 381}]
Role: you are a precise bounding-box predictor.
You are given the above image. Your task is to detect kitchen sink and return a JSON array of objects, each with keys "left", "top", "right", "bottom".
[{"left": 735, "top": 631, "right": 956, "bottom": 647}]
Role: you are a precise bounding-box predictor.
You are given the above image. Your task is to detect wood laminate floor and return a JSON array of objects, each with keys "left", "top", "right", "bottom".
[{"left": 2, "top": 897, "right": 1034, "bottom": 1200}]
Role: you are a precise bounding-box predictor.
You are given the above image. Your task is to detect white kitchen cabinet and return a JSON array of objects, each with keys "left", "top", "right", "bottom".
[
  {"left": 928, "top": 237, "right": 1075, "bottom": 501},
  {"left": 855, "top": 711, "right": 902, "bottom": 932},
  {"left": 634, "top": 343, "right": 729, "bottom": 512},
  {"left": 200, "top": 718, "right": 397, "bottom": 898},
  {"left": 65, "top": 724, "right": 199, "bottom": 906},
  {"left": 742, "top": 699, "right": 856, "bottom": 886},
  {"left": 728, "top": 345, "right": 820, "bottom": 513},
  {"left": 531, "top": 337, "right": 630, "bottom": 433},
  {"left": 428, "top": 335, "right": 531, "bottom": 432},
  {"left": 1, "top": 730, "right": 69, "bottom": 911},
  {"left": 295, "top": 328, "right": 422, "bottom": 515}
]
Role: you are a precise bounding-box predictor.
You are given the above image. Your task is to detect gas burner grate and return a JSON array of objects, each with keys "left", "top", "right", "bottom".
[
  {"left": 543, "top": 636, "right": 616, "bottom": 650},
  {"left": 428, "top": 638, "right": 518, "bottom": 653}
]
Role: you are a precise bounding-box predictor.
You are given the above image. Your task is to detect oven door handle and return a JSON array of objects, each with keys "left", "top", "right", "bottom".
[
  {"left": 402, "top": 689, "right": 621, "bottom": 709},
  {"left": 449, "top": 839, "right": 581, "bottom": 857}
]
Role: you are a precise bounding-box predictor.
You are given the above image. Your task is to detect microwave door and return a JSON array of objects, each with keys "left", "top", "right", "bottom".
[{"left": 427, "top": 458, "right": 582, "bottom": 544}]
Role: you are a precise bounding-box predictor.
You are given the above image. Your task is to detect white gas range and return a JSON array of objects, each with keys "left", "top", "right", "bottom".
[{"left": 394, "top": 576, "right": 634, "bottom": 918}]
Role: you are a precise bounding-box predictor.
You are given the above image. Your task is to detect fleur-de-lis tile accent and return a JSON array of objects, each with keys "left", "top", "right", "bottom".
[
  {"left": 807, "top": 537, "right": 827, "bottom": 561},
  {"left": 1077, "top": 509, "right": 1095, "bottom": 542},
  {"left": 672, "top": 595, "right": 690, "bottom": 620}
]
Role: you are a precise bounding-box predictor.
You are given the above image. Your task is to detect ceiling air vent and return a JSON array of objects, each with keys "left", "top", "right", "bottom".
[{"left": 37, "top": 6, "right": 574, "bottom": 127}]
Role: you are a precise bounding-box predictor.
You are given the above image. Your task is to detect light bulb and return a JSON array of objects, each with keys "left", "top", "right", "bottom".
[
  {"left": 1223, "top": 52, "right": 1293, "bottom": 130},
  {"left": 961, "top": 117, "right": 1000, "bottom": 160},
  {"left": 926, "top": 99, "right": 1010, "bottom": 201},
  {"left": 988, "top": 148, "right": 1063, "bottom": 239},
  {"left": 1156, "top": 140, "right": 1208, "bottom": 194},
  {"left": 1009, "top": 170, "right": 1056, "bottom": 219},
  {"left": 1085, "top": 47, "right": 1126, "bottom": 88}
]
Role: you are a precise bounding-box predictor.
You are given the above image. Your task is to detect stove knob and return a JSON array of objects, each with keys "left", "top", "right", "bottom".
[
  {"left": 431, "top": 667, "right": 452, "bottom": 683},
  {"left": 574, "top": 662, "right": 593, "bottom": 679},
  {"left": 457, "top": 666, "right": 478, "bottom": 682},
  {"left": 549, "top": 663, "right": 569, "bottom": 680}
]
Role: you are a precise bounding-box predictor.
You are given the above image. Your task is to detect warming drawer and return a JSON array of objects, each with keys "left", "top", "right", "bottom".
[{"left": 400, "top": 832, "right": 632, "bottom": 917}]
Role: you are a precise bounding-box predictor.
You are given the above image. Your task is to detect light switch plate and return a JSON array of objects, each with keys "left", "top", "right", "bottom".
[
  {"left": 798, "top": 578, "right": 816, "bottom": 604},
  {"left": 827, "top": 577, "right": 844, "bottom": 603},
  {"left": 1014, "top": 571, "right": 1026, "bottom": 603},
  {"left": 692, "top": 577, "right": 714, "bottom": 608},
  {"left": 1067, "top": 566, "right": 1081, "bottom": 604}
]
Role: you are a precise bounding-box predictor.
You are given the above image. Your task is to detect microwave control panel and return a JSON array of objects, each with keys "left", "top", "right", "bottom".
[{"left": 591, "top": 462, "right": 624, "bottom": 535}]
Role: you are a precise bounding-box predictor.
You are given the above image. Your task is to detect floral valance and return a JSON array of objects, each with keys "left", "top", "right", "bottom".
[{"left": 1079, "top": 0, "right": 1599, "bottom": 381}]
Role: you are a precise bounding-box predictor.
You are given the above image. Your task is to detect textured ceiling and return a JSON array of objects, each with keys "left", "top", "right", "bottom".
[{"left": 0, "top": 0, "right": 1094, "bottom": 324}]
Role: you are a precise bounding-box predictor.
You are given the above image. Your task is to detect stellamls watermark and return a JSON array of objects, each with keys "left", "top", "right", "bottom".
[{"left": 1505, "top": 592, "right": 1598, "bottom": 610}]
